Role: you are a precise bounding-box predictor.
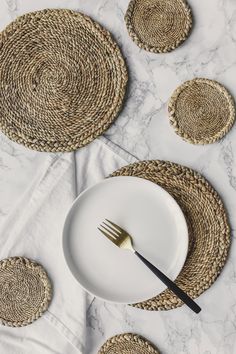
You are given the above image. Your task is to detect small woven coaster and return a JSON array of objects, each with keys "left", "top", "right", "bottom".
[
  {"left": 125, "top": 0, "right": 192, "bottom": 53},
  {"left": 98, "top": 333, "right": 160, "bottom": 354},
  {"left": 168, "top": 78, "right": 236, "bottom": 144},
  {"left": 0, "top": 9, "right": 127, "bottom": 152},
  {"left": 0, "top": 257, "right": 52, "bottom": 327},
  {"left": 111, "top": 160, "right": 231, "bottom": 311}
]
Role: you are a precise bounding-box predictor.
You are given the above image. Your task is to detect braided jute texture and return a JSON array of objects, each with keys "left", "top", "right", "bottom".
[
  {"left": 125, "top": 0, "right": 192, "bottom": 53},
  {"left": 98, "top": 333, "right": 160, "bottom": 354},
  {"left": 0, "top": 9, "right": 127, "bottom": 152},
  {"left": 168, "top": 78, "right": 236, "bottom": 144},
  {"left": 0, "top": 257, "right": 52, "bottom": 327},
  {"left": 111, "top": 160, "right": 231, "bottom": 311}
]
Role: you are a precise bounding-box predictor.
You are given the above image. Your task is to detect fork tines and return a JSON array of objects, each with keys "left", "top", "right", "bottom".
[{"left": 98, "top": 219, "right": 124, "bottom": 245}]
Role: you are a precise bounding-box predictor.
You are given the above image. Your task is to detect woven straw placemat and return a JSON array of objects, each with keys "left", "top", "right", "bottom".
[
  {"left": 98, "top": 333, "right": 160, "bottom": 354},
  {"left": 168, "top": 78, "right": 236, "bottom": 144},
  {"left": 111, "top": 160, "right": 230, "bottom": 310},
  {"left": 0, "top": 9, "right": 127, "bottom": 152},
  {"left": 125, "top": 0, "right": 192, "bottom": 53},
  {"left": 0, "top": 257, "right": 52, "bottom": 327}
]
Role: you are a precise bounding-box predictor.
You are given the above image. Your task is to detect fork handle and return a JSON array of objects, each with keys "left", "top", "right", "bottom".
[{"left": 135, "top": 251, "right": 201, "bottom": 314}]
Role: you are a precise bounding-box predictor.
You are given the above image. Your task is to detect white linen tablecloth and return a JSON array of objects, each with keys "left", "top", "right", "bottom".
[{"left": 0, "top": 135, "right": 136, "bottom": 354}]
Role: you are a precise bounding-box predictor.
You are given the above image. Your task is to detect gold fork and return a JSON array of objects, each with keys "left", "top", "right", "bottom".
[{"left": 98, "top": 219, "right": 201, "bottom": 314}]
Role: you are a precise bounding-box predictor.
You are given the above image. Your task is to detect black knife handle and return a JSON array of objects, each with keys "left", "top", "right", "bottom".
[{"left": 135, "top": 251, "right": 201, "bottom": 314}]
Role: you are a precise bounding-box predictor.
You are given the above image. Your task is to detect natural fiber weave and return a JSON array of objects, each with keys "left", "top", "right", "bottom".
[
  {"left": 98, "top": 333, "right": 160, "bottom": 354},
  {"left": 0, "top": 257, "right": 52, "bottom": 327},
  {"left": 111, "top": 160, "right": 230, "bottom": 311},
  {"left": 125, "top": 0, "right": 192, "bottom": 53},
  {"left": 168, "top": 78, "right": 236, "bottom": 144},
  {"left": 0, "top": 9, "right": 127, "bottom": 152}
]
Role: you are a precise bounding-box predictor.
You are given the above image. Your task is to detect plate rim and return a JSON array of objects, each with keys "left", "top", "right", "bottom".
[{"left": 62, "top": 176, "right": 189, "bottom": 304}]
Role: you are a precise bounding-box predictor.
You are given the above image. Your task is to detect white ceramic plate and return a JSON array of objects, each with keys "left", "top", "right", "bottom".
[{"left": 63, "top": 176, "right": 188, "bottom": 304}]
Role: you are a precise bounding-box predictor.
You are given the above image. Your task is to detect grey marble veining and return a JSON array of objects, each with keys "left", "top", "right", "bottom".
[{"left": 0, "top": 0, "right": 236, "bottom": 353}]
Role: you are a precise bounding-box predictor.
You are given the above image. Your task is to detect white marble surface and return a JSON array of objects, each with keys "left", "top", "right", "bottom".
[{"left": 0, "top": 0, "right": 236, "bottom": 353}]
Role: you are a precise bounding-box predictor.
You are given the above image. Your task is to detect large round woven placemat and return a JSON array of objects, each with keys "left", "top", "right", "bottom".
[
  {"left": 111, "top": 160, "right": 230, "bottom": 311},
  {"left": 0, "top": 257, "right": 52, "bottom": 327},
  {"left": 98, "top": 333, "right": 160, "bottom": 354},
  {"left": 168, "top": 78, "right": 236, "bottom": 144},
  {"left": 0, "top": 9, "right": 127, "bottom": 152},
  {"left": 125, "top": 0, "right": 192, "bottom": 53}
]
